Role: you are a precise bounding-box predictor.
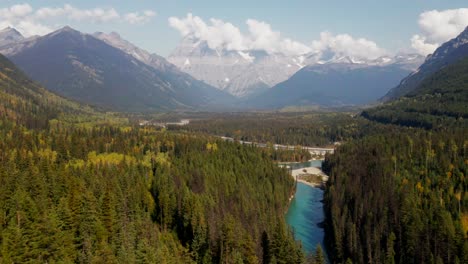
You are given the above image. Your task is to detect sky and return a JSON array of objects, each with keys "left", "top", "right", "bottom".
[{"left": 1, "top": 0, "right": 468, "bottom": 58}]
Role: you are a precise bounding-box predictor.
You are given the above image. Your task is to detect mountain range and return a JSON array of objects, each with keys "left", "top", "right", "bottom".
[
  {"left": 1, "top": 25, "right": 467, "bottom": 111},
  {"left": 0, "top": 26, "right": 234, "bottom": 111},
  {"left": 244, "top": 54, "right": 423, "bottom": 108},
  {"left": 0, "top": 27, "right": 25, "bottom": 47},
  {"left": 384, "top": 26, "right": 468, "bottom": 100},
  {"left": 362, "top": 53, "right": 468, "bottom": 129},
  {"left": 168, "top": 36, "right": 424, "bottom": 103},
  {"left": 168, "top": 36, "right": 307, "bottom": 98},
  {"left": 0, "top": 52, "right": 98, "bottom": 129}
]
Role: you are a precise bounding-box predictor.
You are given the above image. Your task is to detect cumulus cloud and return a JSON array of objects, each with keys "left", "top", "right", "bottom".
[
  {"left": 311, "top": 32, "right": 387, "bottom": 60},
  {"left": 411, "top": 8, "right": 468, "bottom": 55},
  {"left": 0, "top": 4, "right": 33, "bottom": 22},
  {"left": 35, "top": 5, "right": 120, "bottom": 23},
  {"left": 246, "top": 19, "right": 311, "bottom": 55},
  {"left": 169, "top": 13, "right": 311, "bottom": 55},
  {"left": 124, "top": 10, "right": 157, "bottom": 25},
  {"left": 169, "top": 13, "right": 387, "bottom": 59},
  {"left": 169, "top": 13, "right": 247, "bottom": 51},
  {"left": 0, "top": 4, "right": 52, "bottom": 36},
  {"left": 1, "top": 4, "right": 33, "bottom": 20},
  {"left": 0, "top": 4, "right": 156, "bottom": 37},
  {"left": 410, "top": 35, "right": 439, "bottom": 56}
]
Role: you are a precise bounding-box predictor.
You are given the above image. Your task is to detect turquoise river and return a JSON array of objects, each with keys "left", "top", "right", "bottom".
[{"left": 284, "top": 160, "right": 326, "bottom": 254}]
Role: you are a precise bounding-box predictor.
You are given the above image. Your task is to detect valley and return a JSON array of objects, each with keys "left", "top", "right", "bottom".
[{"left": 0, "top": 3, "right": 467, "bottom": 264}]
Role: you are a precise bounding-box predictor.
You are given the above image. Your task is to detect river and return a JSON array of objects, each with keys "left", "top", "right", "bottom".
[{"left": 284, "top": 160, "right": 326, "bottom": 255}]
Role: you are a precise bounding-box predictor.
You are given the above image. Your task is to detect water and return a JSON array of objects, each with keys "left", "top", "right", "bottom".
[{"left": 285, "top": 160, "right": 326, "bottom": 255}]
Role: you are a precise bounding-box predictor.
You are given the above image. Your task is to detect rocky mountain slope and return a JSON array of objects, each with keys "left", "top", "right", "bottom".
[
  {"left": 0, "top": 27, "right": 24, "bottom": 47},
  {"left": 168, "top": 36, "right": 306, "bottom": 98},
  {"left": 244, "top": 54, "right": 423, "bottom": 109},
  {"left": 0, "top": 26, "right": 234, "bottom": 111},
  {"left": 169, "top": 35, "right": 424, "bottom": 101},
  {"left": 383, "top": 26, "right": 468, "bottom": 100}
]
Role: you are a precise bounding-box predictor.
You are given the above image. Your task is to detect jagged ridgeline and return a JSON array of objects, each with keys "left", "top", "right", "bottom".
[
  {"left": 0, "top": 56, "right": 304, "bottom": 263},
  {"left": 0, "top": 54, "right": 97, "bottom": 128}
]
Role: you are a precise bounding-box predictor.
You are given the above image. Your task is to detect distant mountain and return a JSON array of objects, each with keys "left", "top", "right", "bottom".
[
  {"left": 244, "top": 54, "right": 423, "bottom": 109},
  {"left": 93, "top": 31, "right": 177, "bottom": 73},
  {"left": 362, "top": 55, "right": 468, "bottom": 129},
  {"left": 0, "top": 27, "right": 24, "bottom": 47},
  {"left": 383, "top": 26, "right": 468, "bottom": 100},
  {"left": 0, "top": 26, "right": 234, "bottom": 111},
  {"left": 168, "top": 36, "right": 305, "bottom": 98},
  {"left": 0, "top": 53, "right": 96, "bottom": 128}
]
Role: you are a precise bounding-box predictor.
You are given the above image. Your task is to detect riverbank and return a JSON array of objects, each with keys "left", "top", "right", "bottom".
[
  {"left": 286, "top": 181, "right": 326, "bottom": 255},
  {"left": 284, "top": 160, "right": 329, "bottom": 258},
  {"left": 291, "top": 166, "right": 329, "bottom": 189}
]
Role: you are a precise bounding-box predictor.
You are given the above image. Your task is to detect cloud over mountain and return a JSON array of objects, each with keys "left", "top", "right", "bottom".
[
  {"left": 311, "top": 32, "right": 387, "bottom": 60},
  {"left": 411, "top": 8, "right": 468, "bottom": 55},
  {"left": 0, "top": 4, "right": 156, "bottom": 37},
  {"left": 169, "top": 13, "right": 387, "bottom": 59}
]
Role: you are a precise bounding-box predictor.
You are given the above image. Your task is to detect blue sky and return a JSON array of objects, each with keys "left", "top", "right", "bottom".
[{"left": 1, "top": 0, "right": 468, "bottom": 57}]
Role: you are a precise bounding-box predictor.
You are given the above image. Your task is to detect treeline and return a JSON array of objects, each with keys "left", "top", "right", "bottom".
[
  {"left": 0, "top": 53, "right": 311, "bottom": 263},
  {"left": 264, "top": 146, "right": 312, "bottom": 162},
  {"left": 0, "top": 122, "right": 306, "bottom": 263},
  {"left": 323, "top": 128, "right": 467, "bottom": 264},
  {"left": 169, "top": 112, "right": 364, "bottom": 147},
  {"left": 320, "top": 51, "right": 468, "bottom": 264}
]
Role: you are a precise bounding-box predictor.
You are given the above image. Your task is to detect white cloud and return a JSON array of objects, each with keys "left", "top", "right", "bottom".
[
  {"left": 0, "top": 4, "right": 33, "bottom": 20},
  {"left": 411, "top": 8, "right": 468, "bottom": 55},
  {"left": 311, "top": 32, "right": 387, "bottom": 60},
  {"left": 410, "top": 35, "right": 439, "bottom": 56},
  {"left": 124, "top": 10, "right": 157, "bottom": 25},
  {"left": 0, "top": 4, "right": 51, "bottom": 36},
  {"left": 169, "top": 13, "right": 247, "bottom": 51},
  {"left": 46, "top": 5, "right": 120, "bottom": 23},
  {"left": 169, "top": 13, "right": 387, "bottom": 59},
  {"left": 246, "top": 19, "right": 311, "bottom": 55},
  {"left": 169, "top": 13, "right": 310, "bottom": 55},
  {"left": 0, "top": 4, "right": 156, "bottom": 37}
]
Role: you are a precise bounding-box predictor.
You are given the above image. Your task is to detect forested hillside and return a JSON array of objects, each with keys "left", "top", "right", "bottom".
[
  {"left": 383, "top": 26, "right": 468, "bottom": 100},
  {"left": 323, "top": 46, "right": 468, "bottom": 264},
  {"left": 0, "top": 54, "right": 98, "bottom": 129},
  {"left": 323, "top": 129, "right": 467, "bottom": 263},
  {"left": 362, "top": 56, "right": 468, "bottom": 129},
  {"left": 0, "top": 55, "right": 305, "bottom": 263},
  {"left": 2, "top": 27, "right": 234, "bottom": 112},
  {"left": 0, "top": 126, "right": 304, "bottom": 263},
  {"left": 169, "top": 112, "right": 365, "bottom": 147}
]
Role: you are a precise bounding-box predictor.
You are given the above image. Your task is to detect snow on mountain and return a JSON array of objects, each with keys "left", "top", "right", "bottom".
[
  {"left": 168, "top": 36, "right": 424, "bottom": 98},
  {"left": 0, "top": 27, "right": 24, "bottom": 47},
  {"left": 1, "top": 26, "right": 234, "bottom": 111},
  {"left": 168, "top": 36, "right": 305, "bottom": 98},
  {"left": 93, "top": 31, "right": 177, "bottom": 73}
]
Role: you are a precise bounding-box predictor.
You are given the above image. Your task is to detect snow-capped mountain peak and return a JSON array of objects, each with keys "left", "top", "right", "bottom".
[
  {"left": 168, "top": 37, "right": 306, "bottom": 98},
  {"left": 0, "top": 27, "right": 24, "bottom": 47},
  {"left": 168, "top": 34, "right": 425, "bottom": 98},
  {"left": 93, "top": 31, "right": 176, "bottom": 73}
]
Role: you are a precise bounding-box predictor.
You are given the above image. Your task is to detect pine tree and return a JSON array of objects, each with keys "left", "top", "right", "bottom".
[{"left": 314, "top": 245, "right": 326, "bottom": 264}]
